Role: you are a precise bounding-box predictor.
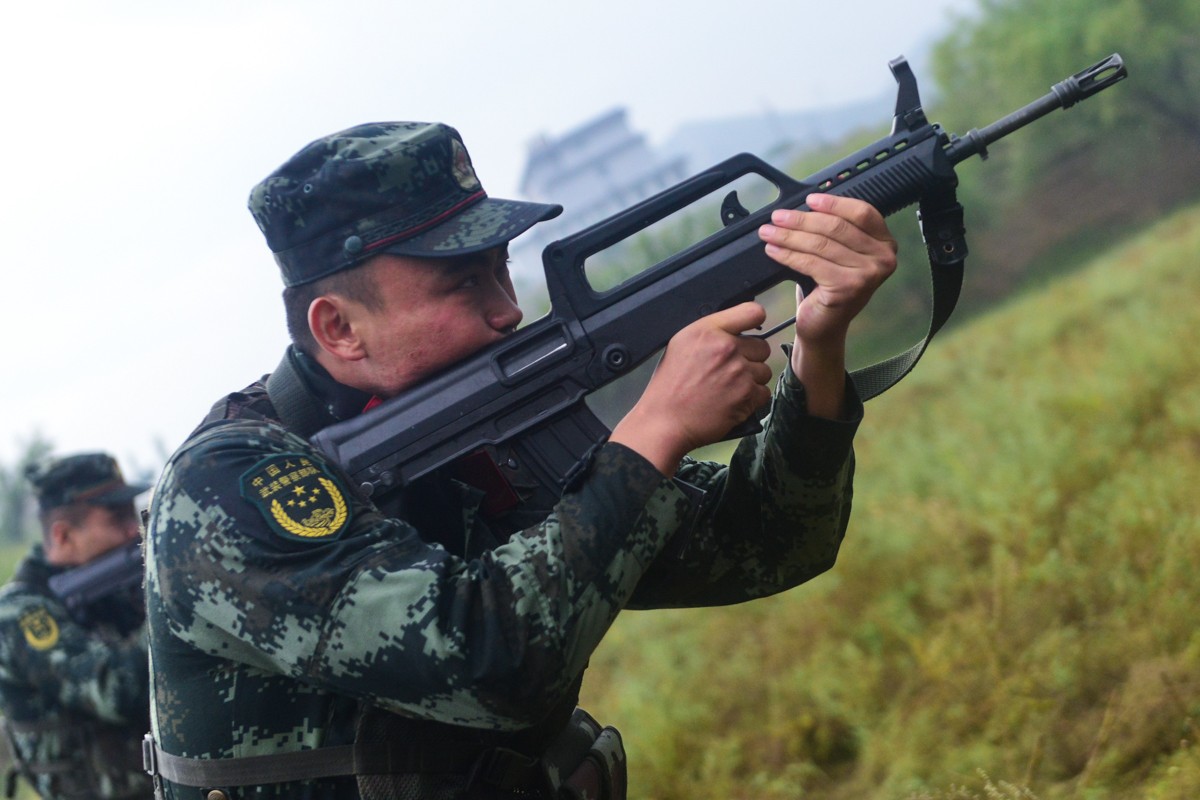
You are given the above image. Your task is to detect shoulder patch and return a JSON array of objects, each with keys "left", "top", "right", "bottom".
[
  {"left": 239, "top": 453, "right": 353, "bottom": 542},
  {"left": 20, "top": 607, "right": 59, "bottom": 650}
]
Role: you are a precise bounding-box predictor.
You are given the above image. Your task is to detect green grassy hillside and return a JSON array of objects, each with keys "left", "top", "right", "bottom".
[{"left": 579, "top": 203, "right": 1200, "bottom": 799}]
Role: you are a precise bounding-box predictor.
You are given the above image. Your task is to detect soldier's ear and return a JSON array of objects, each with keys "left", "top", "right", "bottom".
[
  {"left": 308, "top": 294, "right": 367, "bottom": 363},
  {"left": 46, "top": 519, "right": 75, "bottom": 562}
]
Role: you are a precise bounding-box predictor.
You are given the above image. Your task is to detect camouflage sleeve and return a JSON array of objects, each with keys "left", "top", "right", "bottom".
[
  {"left": 627, "top": 365, "right": 862, "bottom": 608},
  {"left": 148, "top": 421, "right": 692, "bottom": 729},
  {"left": 0, "top": 591, "right": 149, "bottom": 724}
]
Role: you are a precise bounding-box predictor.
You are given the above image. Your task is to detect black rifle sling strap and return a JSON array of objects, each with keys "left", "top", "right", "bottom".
[
  {"left": 850, "top": 186, "right": 967, "bottom": 402},
  {"left": 265, "top": 350, "right": 329, "bottom": 439}
]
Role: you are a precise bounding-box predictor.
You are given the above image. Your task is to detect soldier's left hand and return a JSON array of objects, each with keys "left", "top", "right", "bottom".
[{"left": 758, "top": 193, "right": 897, "bottom": 347}]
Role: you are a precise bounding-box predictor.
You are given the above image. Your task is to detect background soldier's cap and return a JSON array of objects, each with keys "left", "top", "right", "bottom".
[
  {"left": 248, "top": 121, "right": 563, "bottom": 287},
  {"left": 25, "top": 453, "right": 150, "bottom": 512}
]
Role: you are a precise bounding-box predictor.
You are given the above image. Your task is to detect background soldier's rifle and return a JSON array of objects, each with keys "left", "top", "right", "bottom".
[{"left": 48, "top": 539, "right": 143, "bottom": 625}]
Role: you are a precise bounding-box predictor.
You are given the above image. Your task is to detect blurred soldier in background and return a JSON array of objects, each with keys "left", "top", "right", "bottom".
[{"left": 0, "top": 452, "right": 151, "bottom": 800}]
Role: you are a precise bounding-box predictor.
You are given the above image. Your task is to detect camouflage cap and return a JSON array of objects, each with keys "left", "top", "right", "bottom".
[
  {"left": 248, "top": 121, "right": 563, "bottom": 287},
  {"left": 25, "top": 453, "right": 149, "bottom": 512}
]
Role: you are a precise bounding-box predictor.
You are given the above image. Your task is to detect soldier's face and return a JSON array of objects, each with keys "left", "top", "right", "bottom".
[
  {"left": 351, "top": 246, "right": 523, "bottom": 398},
  {"left": 66, "top": 504, "right": 140, "bottom": 565}
]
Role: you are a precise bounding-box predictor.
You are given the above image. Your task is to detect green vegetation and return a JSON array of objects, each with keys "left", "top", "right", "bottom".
[
  {"left": 0, "top": 543, "right": 28, "bottom": 583},
  {"left": 579, "top": 202, "right": 1200, "bottom": 798},
  {"left": 0, "top": 435, "right": 52, "bottom": 543}
]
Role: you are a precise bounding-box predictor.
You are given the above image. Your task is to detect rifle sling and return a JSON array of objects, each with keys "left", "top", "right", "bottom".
[
  {"left": 265, "top": 350, "right": 330, "bottom": 439},
  {"left": 850, "top": 188, "right": 967, "bottom": 401}
]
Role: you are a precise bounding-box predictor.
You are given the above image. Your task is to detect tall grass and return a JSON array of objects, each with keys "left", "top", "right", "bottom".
[{"left": 580, "top": 204, "right": 1200, "bottom": 799}]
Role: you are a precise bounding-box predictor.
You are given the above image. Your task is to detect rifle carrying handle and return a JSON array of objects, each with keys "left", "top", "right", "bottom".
[{"left": 541, "top": 153, "right": 804, "bottom": 318}]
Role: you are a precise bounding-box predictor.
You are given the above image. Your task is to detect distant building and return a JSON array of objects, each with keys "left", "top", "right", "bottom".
[{"left": 508, "top": 108, "right": 689, "bottom": 281}]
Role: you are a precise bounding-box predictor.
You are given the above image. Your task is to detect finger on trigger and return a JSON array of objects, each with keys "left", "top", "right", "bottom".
[{"left": 712, "top": 301, "right": 767, "bottom": 334}]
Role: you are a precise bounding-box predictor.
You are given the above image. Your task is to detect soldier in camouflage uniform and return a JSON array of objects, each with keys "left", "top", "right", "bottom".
[
  {"left": 144, "top": 122, "right": 898, "bottom": 800},
  {"left": 0, "top": 453, "right": 151, "bottom": 800}
]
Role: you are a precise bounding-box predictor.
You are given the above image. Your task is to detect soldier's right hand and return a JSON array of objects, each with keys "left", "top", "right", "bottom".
[{"left": 609, "top": 302, "right": 774, "bottom": 475}]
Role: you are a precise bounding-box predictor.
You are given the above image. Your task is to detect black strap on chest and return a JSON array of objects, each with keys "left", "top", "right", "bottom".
[{"left": 264, "top": 350, "right": 330, "bottom": 439}]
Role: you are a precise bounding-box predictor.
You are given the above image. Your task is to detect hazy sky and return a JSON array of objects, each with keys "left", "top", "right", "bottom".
[{"left": 1, "top": 0, "right": 977, "bottom": 473}]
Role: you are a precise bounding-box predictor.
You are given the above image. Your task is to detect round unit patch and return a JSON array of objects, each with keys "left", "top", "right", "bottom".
[
  {"left": 240, "top": 454, "right": 353, "bottom": 542},
  {"left": 20, "top": 607, "right": 60, "bottom": 650}
]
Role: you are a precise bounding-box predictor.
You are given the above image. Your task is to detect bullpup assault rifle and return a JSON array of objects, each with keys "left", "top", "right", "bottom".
[
  {"left": 313, "top": 54, "right": 1127, "bottom": 509},
  {"left": 48, "top": 539, "right": 143, "bottom": 623}
]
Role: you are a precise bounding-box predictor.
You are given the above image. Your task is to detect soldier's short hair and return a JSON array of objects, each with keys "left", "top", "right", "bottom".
[{"left": 281, "top": 262, "right": 384, "bottom": 354}]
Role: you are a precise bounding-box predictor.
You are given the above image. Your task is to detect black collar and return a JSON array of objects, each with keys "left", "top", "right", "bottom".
[
  {"left": 266, "top": 346, "right": 375, "bottom": 438},
  {"left": 292, "top": 348, "right": 375, "bottom": 422},
  {"left": 11, "top": 544, "right": 61, "bottom": 589}
]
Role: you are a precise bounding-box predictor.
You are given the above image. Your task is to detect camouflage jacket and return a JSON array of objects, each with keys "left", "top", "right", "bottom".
[
  {"left": 0, "top": 545, "right": 151, "bottom": 800},
  {"left": 146, "top": 348, "right": 860, "bottom": 798}
]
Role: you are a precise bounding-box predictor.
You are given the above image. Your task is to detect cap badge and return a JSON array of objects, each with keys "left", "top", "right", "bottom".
[{"left": 450, "top": 138, "right": 480, "bottom": 192}]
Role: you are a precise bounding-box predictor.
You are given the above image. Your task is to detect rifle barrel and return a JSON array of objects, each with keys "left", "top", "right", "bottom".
[{"left": 945, "top": 53, "right": 1127, "bottom": 164}]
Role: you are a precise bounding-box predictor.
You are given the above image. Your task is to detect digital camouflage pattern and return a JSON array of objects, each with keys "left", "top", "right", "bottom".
[
  {"left": 146, "top": 359, "right": 859, "bottom": 798},
  {"left": 0, "top": 545, "right": 151, "bottom": 800},
  {"left": 248, "top": 122, "right": 562, "bottom": 287}
]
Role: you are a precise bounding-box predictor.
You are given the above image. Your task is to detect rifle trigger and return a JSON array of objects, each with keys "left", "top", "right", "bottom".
[{"left": 720, "top": 191, "right": 751, "bottom": 227}]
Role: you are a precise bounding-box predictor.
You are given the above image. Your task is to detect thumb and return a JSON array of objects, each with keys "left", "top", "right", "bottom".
[{"left": 706, "top": 301, "right": 768, "bottom": 335}]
